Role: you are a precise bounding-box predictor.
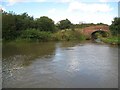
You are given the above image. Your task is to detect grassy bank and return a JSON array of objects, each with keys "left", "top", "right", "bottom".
[
  {"left": 3, "top": 28, "right": 119, "bottom": 45},
  {"left": 101, "top": 36, "right": 120, "bottom": 45}
]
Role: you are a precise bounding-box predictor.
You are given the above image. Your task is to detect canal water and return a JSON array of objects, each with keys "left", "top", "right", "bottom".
[{"left": 2, "top": 41, "right": 118, "bottom": 88}]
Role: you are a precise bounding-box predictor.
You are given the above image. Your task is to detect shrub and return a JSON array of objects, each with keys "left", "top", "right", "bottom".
[
  {"left": 101, "top": 36, "right": 120, "bottom": 44},
  {"left": 52, "top": 29, "right": 86, "bottom": 41},
  {"left": 110, "top": 17, "right": 120, "bottom": 36},
  {"left": 21, "top": 29, "right": 52, "bottom": 41}
]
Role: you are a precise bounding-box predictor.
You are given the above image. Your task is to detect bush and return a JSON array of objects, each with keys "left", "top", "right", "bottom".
[
  {"left": 35, "top": 16, "right": 56, "bottom": 32},
  {"left": 52, "top": 29, "right": 86, "bottom": 41},
  {"left": 57, "top": 19, "right": 72, "bottom": 30},
  {"left": 101, "top": 36, "right": 120, "bottom": 44},
  {"left": 21, "top": 29, "right": 52, "bottom": 41},
  {"left": 110, "top": 17, "right": 120, "bottom": 36}
]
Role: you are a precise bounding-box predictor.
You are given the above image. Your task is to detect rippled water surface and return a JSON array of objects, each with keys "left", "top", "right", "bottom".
[{"left": 2, "top": 42, "right": 118, "bottom": 88}]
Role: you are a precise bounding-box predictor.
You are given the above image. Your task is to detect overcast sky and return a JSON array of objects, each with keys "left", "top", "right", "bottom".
[{"left": 0, "top": 0, "right": 119, "bottom": 25}]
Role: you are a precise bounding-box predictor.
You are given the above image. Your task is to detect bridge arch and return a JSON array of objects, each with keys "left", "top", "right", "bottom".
[
  {"left": 91, "top": 30, "right": 109, "bottom": 39},
  {"left": 82, "top": 25, "right": 110, "bottom": 39}
]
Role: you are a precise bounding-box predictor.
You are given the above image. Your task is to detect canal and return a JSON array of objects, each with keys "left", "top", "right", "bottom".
[{"left": 2, "top": 41, "right": 118, "bottom": 88}]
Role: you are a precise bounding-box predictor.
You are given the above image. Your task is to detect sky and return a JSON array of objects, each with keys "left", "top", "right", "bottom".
[{"left": 0, "top": 0, "right": 119, "bottom": 25}]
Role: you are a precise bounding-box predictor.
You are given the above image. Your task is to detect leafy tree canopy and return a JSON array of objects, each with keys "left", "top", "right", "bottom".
[
  {"left": 57, "top": 19, "right": 72, "bottom": 30},
  {"left": 2, "top": 11, "right": 56, "bottom": 40},
  {"left": 110, "top": 17, "right": 120, "bottom": 36},
  {"left": 36, "top": 16, "right": 56, "bottom": 32}
]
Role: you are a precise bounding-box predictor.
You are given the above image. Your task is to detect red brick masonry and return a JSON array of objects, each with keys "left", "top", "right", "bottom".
[{"left": 83, "top": 25, "right": 109, "bottom": 37}]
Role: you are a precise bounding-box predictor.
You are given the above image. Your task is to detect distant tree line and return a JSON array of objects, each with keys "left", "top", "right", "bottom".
[
  {"left": 2, "top": 12, "right": 56, "bottom": 40},
  {"left": 2, "top": 11, "right": 73, "bottom": 40},
  {"left": 2, "top": 11, "right": 119, "bottom": 41}
]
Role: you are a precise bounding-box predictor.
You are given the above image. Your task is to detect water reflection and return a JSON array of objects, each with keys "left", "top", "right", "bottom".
[
  {"left": 2, "top": 42, "right": 55, "bottom": 81},
  {"left": 3, "top": 42, "right": 55, "bottom": 59},
  {"left": 2, "top": 42, "right": 118, "bottom": 88}
]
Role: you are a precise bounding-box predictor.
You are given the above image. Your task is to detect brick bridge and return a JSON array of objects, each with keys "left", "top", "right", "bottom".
[{"left": 81, "top": 25, "right": 110, "bottom": 38}]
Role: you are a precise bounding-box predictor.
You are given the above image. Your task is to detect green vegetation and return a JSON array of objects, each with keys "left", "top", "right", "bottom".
[
  {"left": 52, "top": 29, "right": 86, "bottom": 41},
  {"left": 35, "top": 16, "right": 56, "bottom": 32},
  {"left": 92, "top": 31, "right": 109, "bottom": 39},
  {"left": 56, "top": 19, "right": 72, "bottom": 30},
  {"left": 21, "top": 29, "right": 52, "bottom": 41},
  {"left": 2, "top": 12, "right": 35, "bottom": 40},
  {"left": 2, "top": 11, "right": 86, "bottom": 42},
  {"left": 2, "top": 12, "right": 56, "bottom": 41},
  {"left": 74, "top": 23, "right": 108, "bottom": 29},
  {"left": 101, "top": 36, "right": 120, "bottom": 45},
  {"left": 101, "top": 17, "right": 120, "bottom": 45},
  {"left": 2, "top": 11, "right": 119, "bottom": 45},
  {"left": 110, "top": 17, "right": 120, "bottom": 36},
  {"left": 93, "top": 17, "right": 120, "bottom": 45}
]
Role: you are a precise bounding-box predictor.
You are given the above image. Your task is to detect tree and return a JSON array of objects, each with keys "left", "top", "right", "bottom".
[
  {"left": 2, "top": 12, "right": 18, "bottom": 40},
  {"left": 110, "top": 17, "right": 120, "bottom": 36},
  {"left": 15, "top": 13, "right": 34, "bottom": 31},
  {"left": 57, "top": 19, "right": 72, "bottom": 30},
  {"left": 2, "top": 12, "right": 35, "bottom": 40},
  {"left": 36, "top": 16, "right": 56, "bottom": 32}
]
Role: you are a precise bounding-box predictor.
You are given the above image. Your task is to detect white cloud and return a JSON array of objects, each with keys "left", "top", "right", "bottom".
[
  {"left": 65, "top": 1, "right": 115, "bottom": 25},
  {"left": 80, "top": 13, "right": 114, "bottom": 25},
  {"left": 48, "top": 8, "right": 56, "bottom": 13},
  {"left": 46, "top": 8, "right": 114, "bottom": 25},
  {"left": 99, "top": 0, "right": 109, "bottom": 2},
  {"left": 52, "top": 0, "right": 75, "bottom": 3},
  {"left": 0, "top": 5, "right": 6, "bottom": 11},
  {"left": 68, "top": 1, "right": 113, "bottom": 13},
  {"left": 3, "top": 0, "right": 119, "bottom": 6},
  {"left": 5, "top": 0, "right": 75, "bottom": 3},
  {"left": 99, "top": 0, "right": 119, "bottom": 2},
  {"left": 6, "top": 0, "right": 46, "bottom": 6},
  {"left": 45, "top": 1, "right": 115, "bottom": 25},
  {"left": 6, "top": 0, "right": 18, "bottom": 6},
  {"left": 5, "top": 0, "right": 74, "bottom": 6},
  {"left": 74, "top": 14, "right": 112, "bottom": 25},
  {"left": 2, "top": 0, "right": 117, "bottom": 25},
  {"left": 7, "top": 0, "right": 46, "bottom": 2}
]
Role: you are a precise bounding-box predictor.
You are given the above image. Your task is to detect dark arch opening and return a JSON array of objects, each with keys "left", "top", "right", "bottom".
[{"left": 91, "top": 30, "right": 109, "bottom": 40}]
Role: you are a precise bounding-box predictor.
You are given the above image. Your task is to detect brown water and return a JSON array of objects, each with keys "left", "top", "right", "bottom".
[{"left": 2, "top": 41, "right": 118, "bottom": 88}]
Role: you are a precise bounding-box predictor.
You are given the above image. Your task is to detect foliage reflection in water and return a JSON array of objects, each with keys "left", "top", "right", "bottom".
[{"left": 2, "top": 41, "right": 118, "bottom": 88}]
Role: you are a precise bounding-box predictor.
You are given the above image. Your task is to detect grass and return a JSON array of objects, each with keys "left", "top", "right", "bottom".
[
  {"left": 101, "top": 36, "right": 120, "bottom": 45},
  {"left": 52, "top": 29, "right": 86, "bottom": 41}
]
